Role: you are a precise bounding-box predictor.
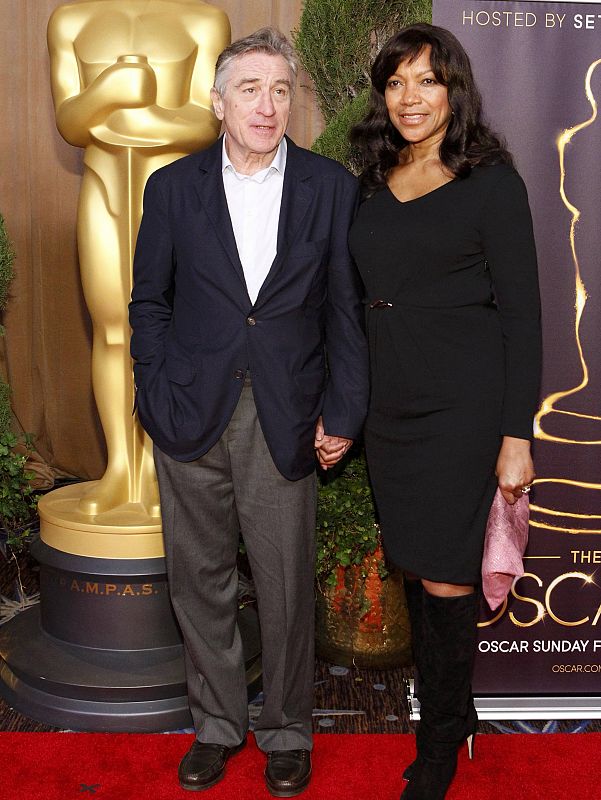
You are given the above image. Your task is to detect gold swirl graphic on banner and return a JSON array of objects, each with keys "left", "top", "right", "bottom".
[
  {"left": 530, "top": 59, "right": 601, "bottom": 534},
  {"left": 534, "top": 57, "right": 601, "bottom": 444},
  {"left": 529, "top": 478, "right": 601, "bottom": 534}
]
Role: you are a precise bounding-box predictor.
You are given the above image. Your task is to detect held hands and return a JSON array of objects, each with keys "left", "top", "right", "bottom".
[
  {"left": 495, "top": 436, "right": 535, "bottom": 505},
  {"left": 314, "top": 416, "right": 352, "bottom": 470}
]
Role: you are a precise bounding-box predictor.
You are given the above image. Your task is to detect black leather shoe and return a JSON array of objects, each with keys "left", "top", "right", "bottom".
[
  {"left": 178, "top": 739, "right": 246, "bottom": 791},
  {"left": 265, "top": 749, "right": 312, "bottom": 797}
]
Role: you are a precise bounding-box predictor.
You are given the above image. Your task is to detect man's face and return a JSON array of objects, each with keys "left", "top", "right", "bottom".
[{"left": 211, "top": 52, "right": 293, "bottom": 170}]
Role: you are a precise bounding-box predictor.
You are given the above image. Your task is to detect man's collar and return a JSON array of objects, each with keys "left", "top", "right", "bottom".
[{"left": 221, "top": 135, "right": 287, "bottom": 182}]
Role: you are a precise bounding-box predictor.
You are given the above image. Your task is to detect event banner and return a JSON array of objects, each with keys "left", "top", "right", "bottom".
[{"left": 433, "top": 1, "right": 601, "bottom": 696}]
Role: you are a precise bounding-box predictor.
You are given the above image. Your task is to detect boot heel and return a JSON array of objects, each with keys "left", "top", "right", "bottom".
[{"left": 467, "top": 732, "right": 476, "bottom": 760}]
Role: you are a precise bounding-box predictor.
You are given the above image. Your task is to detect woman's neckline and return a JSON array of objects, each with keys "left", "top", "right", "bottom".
[{"left": 385, "top": 178, "right": 457, "bottom": 205}]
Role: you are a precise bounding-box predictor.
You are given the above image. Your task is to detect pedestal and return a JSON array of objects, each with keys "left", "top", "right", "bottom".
[{"left": 0, "top": 483, "right": 261, "bottom": 731}]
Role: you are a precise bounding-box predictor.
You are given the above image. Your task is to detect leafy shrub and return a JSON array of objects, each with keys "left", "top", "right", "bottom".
[
  {"left": 0, "top": 432, "right": 38, "bottom": 550},
  {"left": 0, "top": 215, "right": 38, "bottom": 553},
  {"left": 316, "top": 452, "right": 382, "bottom": 587},
  {"left": 294, "top": 0, "right": 432, "bottom": 131},
  {"left": 0, "top": 214, "right": 15, "bottom": 437}
]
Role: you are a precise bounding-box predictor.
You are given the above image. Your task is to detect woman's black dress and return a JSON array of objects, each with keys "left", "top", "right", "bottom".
[{"left": 348, "top": 164, "right": 541, "bottom": 584}]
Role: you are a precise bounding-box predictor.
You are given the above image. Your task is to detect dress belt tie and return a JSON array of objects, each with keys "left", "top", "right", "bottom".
[{"left": 369, "top": 299, "right": 394, "bottom": 309}]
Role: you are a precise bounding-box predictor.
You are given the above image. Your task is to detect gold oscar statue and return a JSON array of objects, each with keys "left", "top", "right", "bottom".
[
  {"left": 41, "top": 1, "right": 230, "bottom": 557},
  {"left": 531, "top": 58, "right": 601, "bottom": 536}
]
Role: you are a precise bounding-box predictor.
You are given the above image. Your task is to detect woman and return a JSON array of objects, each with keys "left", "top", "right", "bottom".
[{"left": 349, "top": 23, "right": 542, "bottom": 800}]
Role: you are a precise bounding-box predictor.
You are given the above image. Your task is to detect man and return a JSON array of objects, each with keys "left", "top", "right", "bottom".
[{"left": 129, "top": 27, "right": 368, "bottom": 797}]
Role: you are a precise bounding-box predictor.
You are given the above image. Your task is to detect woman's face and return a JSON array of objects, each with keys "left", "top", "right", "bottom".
[{"left": 384, "top": 45, "right": 452, "bottom": 149}]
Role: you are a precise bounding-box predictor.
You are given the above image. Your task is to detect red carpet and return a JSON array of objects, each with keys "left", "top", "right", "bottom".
[{"left": 0, "top": 731, "right": 596, "bottom": 799}]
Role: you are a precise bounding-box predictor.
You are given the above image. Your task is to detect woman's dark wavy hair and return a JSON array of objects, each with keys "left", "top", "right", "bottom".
[{"left": 351, "top": 23, "right": 513, "bottom": 197}]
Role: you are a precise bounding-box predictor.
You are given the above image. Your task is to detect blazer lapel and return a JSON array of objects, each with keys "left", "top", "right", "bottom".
[
  {"left": 193, "top": 138, "right": 248, "bottom": 294},
  {"left": 255, "top": 138, "right": 314, "bottom": 303}
]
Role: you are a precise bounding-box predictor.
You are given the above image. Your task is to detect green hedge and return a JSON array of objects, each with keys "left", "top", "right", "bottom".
[
  {"left": 0, "top": 214, "right": 15, "bottom": 437},
  {"left": 294, "top": 0, "right": 432, "bottom": 170}
]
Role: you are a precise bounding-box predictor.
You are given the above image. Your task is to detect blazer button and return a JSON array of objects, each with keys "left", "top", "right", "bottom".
[
  {"left": 233, "top": 369, "right": 245, "bottom": 380},
  {"left": 246, "top": 316, "right": 256, "bottom": 326}
]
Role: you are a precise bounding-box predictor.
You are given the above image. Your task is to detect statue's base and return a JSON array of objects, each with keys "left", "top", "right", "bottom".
[
  {"left": 37, "top": 481, "right": 165, "bottom": 559},
  {"left": 0, "top": 531, "right": 262, "bottom": 731},
  {"left": 0, "top": 602, "right": 261, "bottom": 732},
  {"left": 0, "top": 603, "right": 192, "bottom": 731}
]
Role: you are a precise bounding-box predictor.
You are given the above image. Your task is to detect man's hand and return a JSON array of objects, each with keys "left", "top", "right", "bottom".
[{"left": 314, "top": 416, "right": 352, "bottom": 470}]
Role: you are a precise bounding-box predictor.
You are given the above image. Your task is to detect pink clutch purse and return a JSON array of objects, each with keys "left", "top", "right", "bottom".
[{"left": 481, "top": 488, "right": 529, "bottom": 611}]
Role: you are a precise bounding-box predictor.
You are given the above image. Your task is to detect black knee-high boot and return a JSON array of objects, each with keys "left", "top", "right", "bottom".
[
  {"left": 401, "top": 590, "right": 479, "bottom": 800},
  {"left": 402, "top": 582, "right": 478, "bottom": 784},
  {"left": 402, "top": 578, "right": 424, "bottom": 781}
]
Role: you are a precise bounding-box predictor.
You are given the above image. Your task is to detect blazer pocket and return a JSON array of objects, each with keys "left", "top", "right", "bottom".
[
  {"left": 295, "top": 369, "right": 326, "bottom": 396},
  {"left": 133, "top": 362, "right": 147, "bottom": 388},
  {"left": 166, "top": 355, "right": 196, "bottom": 385}
]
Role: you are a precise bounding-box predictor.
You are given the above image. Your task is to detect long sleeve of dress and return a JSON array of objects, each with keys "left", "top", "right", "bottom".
[{"left": 479, "top": 168, "right": 542, "bottom": 440}]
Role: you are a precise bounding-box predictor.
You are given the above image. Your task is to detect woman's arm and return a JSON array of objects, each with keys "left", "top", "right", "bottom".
[{"left": 480, "top": 167, "right": 542, "bottom": 501}]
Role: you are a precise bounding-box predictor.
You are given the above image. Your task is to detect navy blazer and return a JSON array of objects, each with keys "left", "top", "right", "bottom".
[{"left": 129, "top": 136, "right": 369, "bottom": 480}]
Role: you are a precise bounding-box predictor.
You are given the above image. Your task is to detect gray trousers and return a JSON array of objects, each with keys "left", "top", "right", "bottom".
[{"left": 154, "top": 382, "right": 316, "bottom": 752}]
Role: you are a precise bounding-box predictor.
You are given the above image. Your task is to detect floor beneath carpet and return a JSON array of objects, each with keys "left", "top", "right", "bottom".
[
  {"left": 2, "top": 659, "right": 598, "bottom": 735},
  {"left": 1, "top": 550, "right": 599, "bottom": 735}
]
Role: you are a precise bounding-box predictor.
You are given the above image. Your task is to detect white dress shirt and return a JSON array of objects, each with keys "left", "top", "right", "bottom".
[{"left": 221, "top": 136, "right": 287, "bottom": 305}]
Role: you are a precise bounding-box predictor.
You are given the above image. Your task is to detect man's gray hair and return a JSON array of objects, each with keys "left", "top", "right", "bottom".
[{"left": 213, "top": 27, "right": 299, "bottom": 97}]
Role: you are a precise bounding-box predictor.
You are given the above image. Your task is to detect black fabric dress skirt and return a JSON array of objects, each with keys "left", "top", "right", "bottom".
[{"left": 348, "top": 165, "right": 541, "bottom": 584}]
